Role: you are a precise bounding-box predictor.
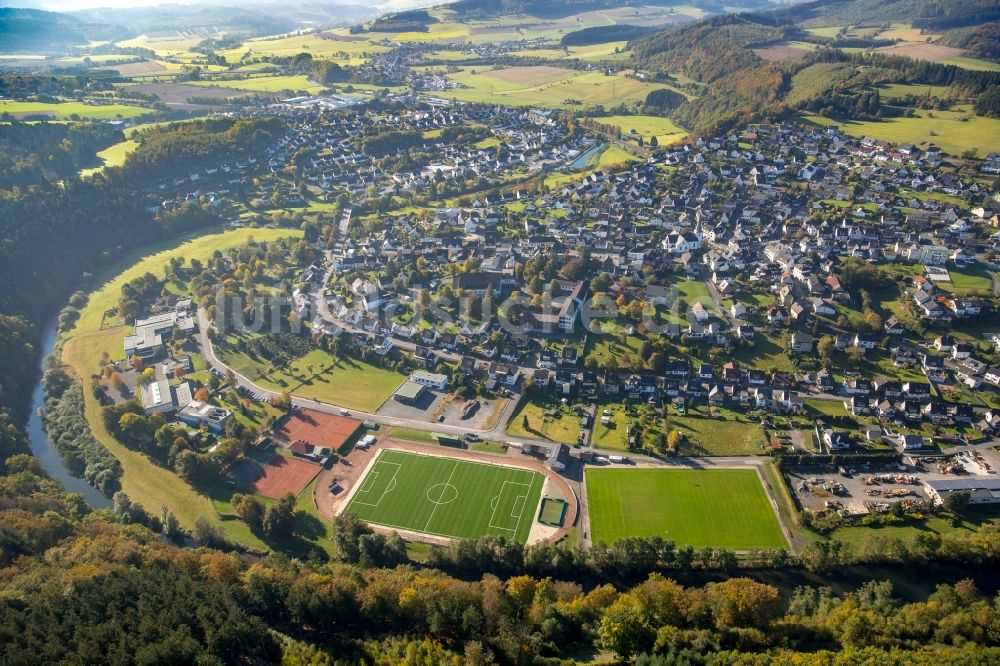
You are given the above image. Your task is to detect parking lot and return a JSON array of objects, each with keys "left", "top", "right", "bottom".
[
  {"left": 375, "top": 387, "right": 446, "bottom": 422},
  {"left": 438, "top": 395, "right": 505, "bottom": 430},
  {"left": 787, "top": 445, "right": 1000, "bottom": 515}
]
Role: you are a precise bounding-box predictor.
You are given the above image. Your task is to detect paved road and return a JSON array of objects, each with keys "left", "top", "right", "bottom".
[{"left": 195, "top": 308, "right": 780, "bottom": 468}]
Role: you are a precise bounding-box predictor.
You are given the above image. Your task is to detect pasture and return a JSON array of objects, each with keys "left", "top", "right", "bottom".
[
  {"left": 0, "top": 100, "right": 152, "bottom": 120},
  {"left": 189, "top": 74, "right": 327, "bottom": 94},
  {"left": 219, "top": 33, "right": 392, "bottom": 63},
  {"left": 438, "top": 65, "right": 676, "bottom": 109},
  {"left": 344, "top": 449, "right": 545, "bottom": 542},
  {"left": 874, "top": 43, "right": 1000, "bottom": 71},
  {"left": 599, "top": 114, "right": 688, "bottom": 144},
  {"left": 79, "top": 139, "right": 138, "bottom": 177},
  {"left": 585, "top": 467, "right": 788, "bottom": 549},
  {"left": 804, "top": 106, "right": 1000, "bottom": 157}
]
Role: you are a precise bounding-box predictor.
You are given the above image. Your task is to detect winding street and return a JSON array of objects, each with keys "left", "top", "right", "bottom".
[{"left": 194, "top": 308, "right": 785, "bottom": 550}]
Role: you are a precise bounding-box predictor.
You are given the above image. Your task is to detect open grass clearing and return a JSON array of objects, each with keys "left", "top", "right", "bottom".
[
  {"left": 947, "top": 265, "right": 993, "bottom": 296},
  {"left": 506, "top": 399, "right": 582, "bottom": 444},
  {"left": 79, "top": 139, "right": 139, "bottom": 177},
  {"left": 219, "top": 344, "right": 404, "bottom": 413},
  {"left": 586, "top": 467, "right": 788, "bottom": 549},
  {"left": 0, "top": 100, "right": 152, "bottom": 120},
  {"left": 598, "top": 114, "right": 688, "bottom": 144},
  {"left": 669, "top": 407, "right": 769, "bottom": 456},
  {"left": 802, "top": 106, "right": 1000, "bottom": 157},
  {"left": 437, "top": 65, "right": 679, "bottom": 110}
]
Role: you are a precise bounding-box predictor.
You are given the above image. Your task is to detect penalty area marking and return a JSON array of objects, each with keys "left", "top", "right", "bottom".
[
  {"left": 488, "top": 480, "right": 531, "bottom": 533},
  {"left": 349, "top": 461, "right": 401, "bottom": 508}
]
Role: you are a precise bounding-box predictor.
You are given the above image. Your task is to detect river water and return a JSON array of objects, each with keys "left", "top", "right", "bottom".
[{"left": 26, "top": 316, "right": 111, "bottom": 508}]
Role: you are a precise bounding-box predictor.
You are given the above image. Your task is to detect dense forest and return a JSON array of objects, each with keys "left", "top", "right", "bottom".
[
  {"left": 0, "top": 122, "right": 123, "bottom": 189},
  {"left": 1, "top": 475, "right": 1000, "bottom": 665},
  {"left": 123, "top": 117, "right": 284, "bottom": 178},
  {"left": 561, "top": 24, "right": 657, "bottom": 47}
]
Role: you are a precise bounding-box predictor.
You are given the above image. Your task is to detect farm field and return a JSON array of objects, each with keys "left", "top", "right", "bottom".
[
  {"left": 873, "top": 43, "right": 1000, "bottom": 71},
  {"left": 586, "top": 468, "right": 788, "bottom": 549},
  {"left": 115, "top": 32, "right": 220, "bottom": 59},
  {"left": 218, "top": 33, "right": 392, "bottom": 63},
  {"left": 803, "top": 107, "right": 1000, "bottom": 157},
  {"left": 599, "top": 114, "right": 688, "bottom": 144},
  {"left": 752, "top": 41, "right": 814, "bottom": 61},
  {"left": 344, "top": 449, "right": 545, "bottom": 542},
  {"left": 0, "top": 100, "right": 152, "bottom": 120},
  {"left": 190, "top": 74, "right": 327, "bottom": 94},
  {"left": 125, "top": 82, "right": 258, "bottom": 108},
  {"left": 436, "top": 65, "right": 677, "bottom": 109}
]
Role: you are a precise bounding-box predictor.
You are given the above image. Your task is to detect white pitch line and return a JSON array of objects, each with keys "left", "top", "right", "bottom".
[{"left": 423, "top": 460, "right": 461, "bottom": 533}]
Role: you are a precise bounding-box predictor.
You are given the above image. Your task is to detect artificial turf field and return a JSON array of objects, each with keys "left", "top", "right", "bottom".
[
  {"left": 586, "top": 468, "right": 788, "bottom": 549},
  {"left": 344, "top": 449, "right": 545, "bottom": 542}
]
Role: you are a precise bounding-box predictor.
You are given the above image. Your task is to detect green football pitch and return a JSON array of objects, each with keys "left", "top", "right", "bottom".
[
  {"left": 586, "top": 468, "right": 788, "bottom": 549},
  {"left": 343, "top": 449, "right": 545, "bottom": 542}
]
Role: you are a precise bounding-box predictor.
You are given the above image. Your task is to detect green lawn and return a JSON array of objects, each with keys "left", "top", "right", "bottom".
[
  {"left": 804, "top": 398, "right": 849, "bottom": 418},
  {"left": 598, "top": 114, "right": 689, "bottom": 144},
  {"left": 80, "top": 139, "right": 139, "bottom": 177},
  {"left": 506, "top": 399, "right": 582, "bottom": 444},
  {"left": 669, "top": 407, "right": 769, "bottom": 456},
  {"left": 390, "top": 427, "right": 439, "bottom": 445},
  {"left": 592, "top": 403, "right": 630, "bottom": 451},
  {"left": 803, "top": 106, "right": 1000, "bottom": 157},
  {"left": 948, "top": 265, "right": 993, "bottom": 296},
  {"left": 221, "top": 346, "right": 405, "bottom": 413},
  {"left": 586, "top": 468, "right": 788, "bottom": 549},
  {"left": 344, "top": 449, "right": 544, "bottom": 542},
  {"left": 0, "top": 100, "right": 153, "bottom": 120}
]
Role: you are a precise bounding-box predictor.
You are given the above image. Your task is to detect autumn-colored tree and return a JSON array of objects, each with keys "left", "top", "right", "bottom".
[
  {"left": 232, "top": 493, "right": 266, "bottom": 531},
  {"left": 706, "top": 577, "right": 782, "bottom": 630},
  {"left": 194, "top": 387, "right": 211, "bottom": 402}
]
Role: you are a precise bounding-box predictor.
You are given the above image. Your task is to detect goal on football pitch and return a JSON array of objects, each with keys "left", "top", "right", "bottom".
[{"left": 343, "top": 449, "right": 545, "bottom": 542}]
